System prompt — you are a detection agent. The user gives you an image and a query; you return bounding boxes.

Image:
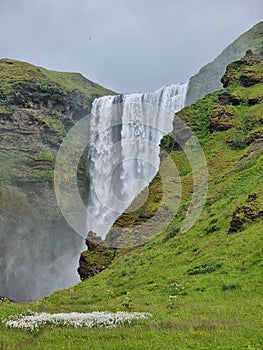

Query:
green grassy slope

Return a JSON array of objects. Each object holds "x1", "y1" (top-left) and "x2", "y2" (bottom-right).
[
  {"x1": 0, "y1": 58, "x2": 113, "y2": 102},
  {"x1": 185, "y1": 21, "x2": 263, "y2": 105},
  {"x1": 0, "y1": 57, "x2": 263, "y2": 349}
]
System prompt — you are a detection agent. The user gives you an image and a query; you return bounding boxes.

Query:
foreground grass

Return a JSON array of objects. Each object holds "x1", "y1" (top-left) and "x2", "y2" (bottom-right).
[
  {"x1": 0, "y1": 282, "x2": 262, "y2": 349},
  {"x1": 1, "y1": 181, "x2": 262, "y2": 346}
]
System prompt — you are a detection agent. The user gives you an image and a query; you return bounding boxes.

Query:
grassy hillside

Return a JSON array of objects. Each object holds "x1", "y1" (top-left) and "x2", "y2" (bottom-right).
[
  {"x1": 0, "y1": 58, "x2": 113, "y2": 108},
  {"x1": 185, "y1": 21, "x2": 263, "y2": 105},
  {"x1": 0, "y1": 56, "x2": 262, "y2": 349}
]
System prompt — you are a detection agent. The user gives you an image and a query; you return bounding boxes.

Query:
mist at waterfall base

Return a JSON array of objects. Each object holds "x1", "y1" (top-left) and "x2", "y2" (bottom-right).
[
  {"x1": 0, "y1": 218, "x2": 85, "y2": 302},
  {"x1": 0, "y1": 83, "x2": 188, "y2": 302}
]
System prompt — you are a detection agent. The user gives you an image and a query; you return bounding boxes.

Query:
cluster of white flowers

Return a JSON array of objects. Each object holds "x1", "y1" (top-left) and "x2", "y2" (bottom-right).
[{"x1": 2, "y1": 311, "x2": 152, "y2": 331}]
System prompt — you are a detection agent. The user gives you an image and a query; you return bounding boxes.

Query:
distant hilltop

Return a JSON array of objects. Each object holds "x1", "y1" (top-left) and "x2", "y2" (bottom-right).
[{"x1": 185, "y1": 21, "x2": 263, "y2": 105}]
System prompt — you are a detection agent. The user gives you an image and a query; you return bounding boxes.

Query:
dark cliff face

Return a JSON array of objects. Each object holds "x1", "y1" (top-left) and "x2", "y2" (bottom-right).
[
  {"x1": 0, "y1": 58, "x2": 114, "y2": 301},
  {"x1": 185, "y1": 21, "x2": 263, "y2": 106}
]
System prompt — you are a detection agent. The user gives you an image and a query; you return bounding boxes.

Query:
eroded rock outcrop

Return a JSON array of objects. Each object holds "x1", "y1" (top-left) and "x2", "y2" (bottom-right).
[
  {"x1": 221, "y1": 50, "x2": 263, "y2": 88},
  {"x1": 78, "y1": 232, "x2": 118, "y2": 281},
  {"x1": 209, "y1": 105, "x2": 236, "y2": 132},
  {"x1": 228, "y1": 193, "x2": 263, "y2": 234}
]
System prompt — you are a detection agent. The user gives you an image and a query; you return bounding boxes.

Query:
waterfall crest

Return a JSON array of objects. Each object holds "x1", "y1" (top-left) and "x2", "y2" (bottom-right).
[{"x1": 87, "y1": 83, "x2": 188, "y2": 238}]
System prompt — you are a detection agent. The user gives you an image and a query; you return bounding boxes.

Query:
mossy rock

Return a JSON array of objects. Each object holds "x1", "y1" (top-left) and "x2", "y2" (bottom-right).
[
  {"x1": 221, "y1": 51, "x2": 263, "y2": 88},
  {"x1": 209, "y1": 105, "x2": 236, "y2": 132}
]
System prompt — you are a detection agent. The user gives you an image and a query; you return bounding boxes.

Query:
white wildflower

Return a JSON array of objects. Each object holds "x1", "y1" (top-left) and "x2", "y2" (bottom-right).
[{"x1": 2, "y1": 311, "x2": 152, "y2": 331}]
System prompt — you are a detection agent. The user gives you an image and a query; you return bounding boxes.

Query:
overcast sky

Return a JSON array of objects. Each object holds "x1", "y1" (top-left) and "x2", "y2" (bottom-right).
[{"x1": 0, "y1": 0, "x2": 262, "y2": 93}]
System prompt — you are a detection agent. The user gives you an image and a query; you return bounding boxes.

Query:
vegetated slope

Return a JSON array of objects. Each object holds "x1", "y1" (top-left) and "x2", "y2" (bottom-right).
[
  {"x1": 0, "y1": 58, "x2": 113, "y2": 108},
  {"x1": 185, "y1": 21, "x2": 263, "y2": 105},
  {"x1": 0, "y1": 54, "x2": 262, "y2": 349},
  {"x1": 0, "y1": 58, "x2": 114, "y2": 301}
]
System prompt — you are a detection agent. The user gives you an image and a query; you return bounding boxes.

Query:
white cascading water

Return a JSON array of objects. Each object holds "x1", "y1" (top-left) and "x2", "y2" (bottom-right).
[{"x1": 87, "y1": 83, "x2": 188, "y2": 238}]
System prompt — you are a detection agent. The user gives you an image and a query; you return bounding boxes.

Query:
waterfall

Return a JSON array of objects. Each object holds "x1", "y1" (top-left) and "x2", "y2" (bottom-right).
[{"x1": 87, "y1": 82, "x2": 189, "y2": 238}]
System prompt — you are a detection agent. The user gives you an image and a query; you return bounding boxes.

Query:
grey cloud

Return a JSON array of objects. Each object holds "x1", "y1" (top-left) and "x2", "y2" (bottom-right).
[{"x1": 0, "y1": 0, "x2": 262, "y2": 92}]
